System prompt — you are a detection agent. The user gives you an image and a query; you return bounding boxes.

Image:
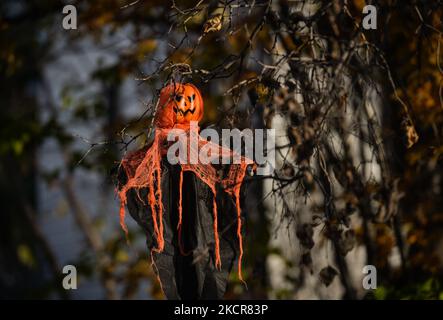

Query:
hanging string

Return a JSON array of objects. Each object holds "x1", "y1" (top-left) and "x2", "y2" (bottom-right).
[
  {"x1": 210, "y1": 186, "x2": 221, "y2": 269},
  {"x1": 177, "y1": 169, "x2": 191, "y2": 256}
]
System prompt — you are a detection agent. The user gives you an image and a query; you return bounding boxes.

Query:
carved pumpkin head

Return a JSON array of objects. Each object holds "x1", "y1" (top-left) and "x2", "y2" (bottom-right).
[{"x1": 155, "y1": 83, "x2": 204, "y2": 128}]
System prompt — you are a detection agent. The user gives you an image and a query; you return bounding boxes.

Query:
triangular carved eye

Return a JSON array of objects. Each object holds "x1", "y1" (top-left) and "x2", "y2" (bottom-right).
[
  {"x1": 175, "y1": 95, "x2": 182, "y2": 102},
  {"x1": 188, "y1": 94, "x2": 196, "y2": 102}
]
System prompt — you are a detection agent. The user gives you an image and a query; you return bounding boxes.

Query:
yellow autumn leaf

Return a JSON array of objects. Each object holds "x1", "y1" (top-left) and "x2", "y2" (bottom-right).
[
  {"x1": 115, "y1": 249, "x2": 129, "y2": 263},
  {"x1": 17, "y1": 244, "x2": 36, "y2": 268}
]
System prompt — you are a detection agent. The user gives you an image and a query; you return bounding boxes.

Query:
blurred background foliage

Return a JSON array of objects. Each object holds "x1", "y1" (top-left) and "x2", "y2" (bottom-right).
[{"x1": 0, "y1": 0, "x2": 442, "y2": 299}]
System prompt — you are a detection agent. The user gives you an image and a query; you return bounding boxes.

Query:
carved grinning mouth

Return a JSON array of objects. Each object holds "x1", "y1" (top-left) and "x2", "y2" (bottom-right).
[{"x1": 173, "y1": 106, "x2": 196, "y2": 116}]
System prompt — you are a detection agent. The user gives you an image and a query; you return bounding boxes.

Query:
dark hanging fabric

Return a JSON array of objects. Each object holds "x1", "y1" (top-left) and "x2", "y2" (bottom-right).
[{"x1": 119, "y1": 160, "x2": 241, "y2": 299}]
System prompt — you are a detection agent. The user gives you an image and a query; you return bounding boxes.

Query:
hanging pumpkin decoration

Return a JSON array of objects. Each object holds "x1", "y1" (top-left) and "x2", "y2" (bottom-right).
[
  {"x1": 155, "y1": 83, "x2": 204, "y2": 128},
  {"x1": 117, "y1": 82, "x2": 253, "y2": 299}
]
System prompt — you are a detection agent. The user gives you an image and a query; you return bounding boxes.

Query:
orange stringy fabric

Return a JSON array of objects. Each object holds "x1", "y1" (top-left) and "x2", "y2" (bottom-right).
[{"x1": 118, "y1": 84, "x2": 253, "y2": 282}]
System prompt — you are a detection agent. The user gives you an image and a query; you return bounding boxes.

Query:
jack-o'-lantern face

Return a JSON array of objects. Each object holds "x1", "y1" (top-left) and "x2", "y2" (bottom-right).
[{"x1": 155, "y1": 83, "x2": 204, "y2": 128}]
